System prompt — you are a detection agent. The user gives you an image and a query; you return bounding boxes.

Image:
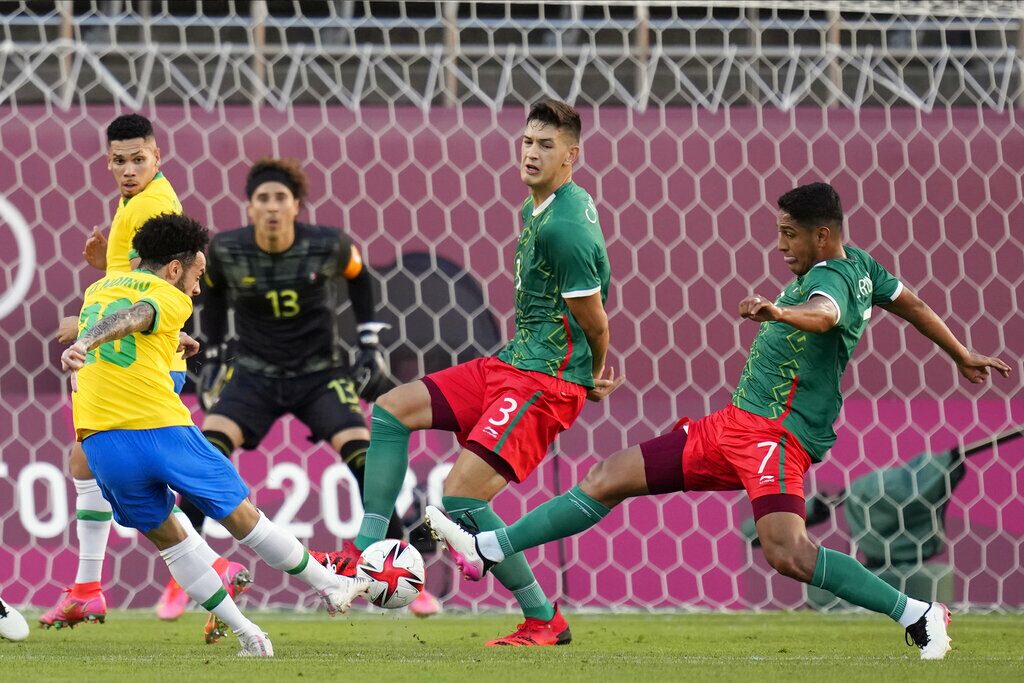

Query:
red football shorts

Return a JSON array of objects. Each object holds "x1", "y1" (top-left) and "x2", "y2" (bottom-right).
[
  {"x1": 423, "y1": 357, "x2": 587, "y2": 483},
  {"x1": 641, "y1": 403, "x2": 812, "y2": 519}
]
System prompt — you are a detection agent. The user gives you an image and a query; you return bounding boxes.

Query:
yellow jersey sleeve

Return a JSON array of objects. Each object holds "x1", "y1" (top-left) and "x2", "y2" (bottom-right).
[{"x1": 138, "y1": 277, "x2": 193, "y2": 338}]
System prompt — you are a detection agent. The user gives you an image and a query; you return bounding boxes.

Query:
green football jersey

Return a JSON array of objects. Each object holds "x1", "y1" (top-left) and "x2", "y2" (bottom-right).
[
  {"x1": 497, "y1": 181, "x2": 610, "y2": 388},
  {"x1": 732, "y1": 245, "x2": 902, "y2": 461}
]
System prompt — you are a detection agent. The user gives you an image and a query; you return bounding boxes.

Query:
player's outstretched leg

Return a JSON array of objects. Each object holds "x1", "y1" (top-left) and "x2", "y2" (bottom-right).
[
  {"x1": 757, "y1": 511, "x2": 952, "y2": 660},
  {"x1": 226, "y1": 506, "x2": 370, "y2": 616},
  {"x1": 426, "y1": 482, "x2": 612, "y2": 584},
  {"x1": 0, "y1": 596, "x2": 30, "y2": 642}
]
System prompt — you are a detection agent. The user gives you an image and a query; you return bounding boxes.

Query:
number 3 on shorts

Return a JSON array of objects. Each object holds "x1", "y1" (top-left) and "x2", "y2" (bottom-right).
[
  {"x1": 489, "y1": 397, "x2": 519, "y2": 426},
  {"x1": 756, "y1": 441, "x2": 778, "y2": 474}
]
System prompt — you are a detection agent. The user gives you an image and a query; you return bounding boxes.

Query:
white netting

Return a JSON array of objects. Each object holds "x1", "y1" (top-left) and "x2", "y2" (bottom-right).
[{"x1": 1, "y1": 1, "x2": 1022, "y2": 614}]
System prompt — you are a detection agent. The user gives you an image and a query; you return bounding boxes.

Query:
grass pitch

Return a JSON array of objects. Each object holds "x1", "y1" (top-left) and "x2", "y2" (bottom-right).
[{"x1": 2, "y1": 609, "x2": 1021, "y2": 682}]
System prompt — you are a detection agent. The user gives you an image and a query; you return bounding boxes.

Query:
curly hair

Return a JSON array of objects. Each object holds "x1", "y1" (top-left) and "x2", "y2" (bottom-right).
[
  {"x1": 527, "y1": 99, "x2": 582, "y2": 143},
  {"x1": 106, "y1": 114, "x2": 155, "y2": 144},
  {"x1": 777, "y1": 182, "x2": 844, "y2": 232},
  {"x1": 133, "y1": 213, "x2": 210, "y2": 269},
  {"x1": 244, "y1": 157, "x2": 308, "y2": 203}
]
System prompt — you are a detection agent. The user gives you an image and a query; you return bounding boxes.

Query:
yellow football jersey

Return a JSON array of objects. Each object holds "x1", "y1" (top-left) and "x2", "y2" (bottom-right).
[
  {"x1": 106, "y1": 173, "x2": 182, "y2": 274},
  {"x1": 72, "y1": 270, "x2": 194, "y2": 441},
  {"x1": 105, "y1": 172, "x2": 185, "y2": 372}
]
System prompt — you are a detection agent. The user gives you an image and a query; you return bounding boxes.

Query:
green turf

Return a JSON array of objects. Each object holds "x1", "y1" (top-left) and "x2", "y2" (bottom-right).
[{"x1": 2, "y1": 610, "x2": 1021, "y2": 682}]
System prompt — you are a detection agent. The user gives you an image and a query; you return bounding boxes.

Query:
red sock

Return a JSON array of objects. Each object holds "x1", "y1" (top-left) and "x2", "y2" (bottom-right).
[{"x1": 72, "y1": 581, "x2": 102, "y2": 595}]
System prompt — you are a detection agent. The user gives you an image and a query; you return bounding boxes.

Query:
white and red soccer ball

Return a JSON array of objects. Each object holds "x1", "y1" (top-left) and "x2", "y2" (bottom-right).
[{"x1": 355, "y1": 539, "x2": 425, "y2": 609}]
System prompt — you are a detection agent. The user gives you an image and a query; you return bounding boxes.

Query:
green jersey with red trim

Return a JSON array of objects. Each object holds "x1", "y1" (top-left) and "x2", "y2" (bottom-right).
[
  {"x1": 497, "y1": 181, "x2": 610, "y2": 388},
  {"x1": 731, "y1": 245, "x2": 902, "y2": 461}
]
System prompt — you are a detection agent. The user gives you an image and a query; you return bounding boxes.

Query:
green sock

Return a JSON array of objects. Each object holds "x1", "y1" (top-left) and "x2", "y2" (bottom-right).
[
  {"x1": 355, "y1": 405, "x2": 411, "y2": 550},
  {"x1": 497, "y1": 485, "x2": 611, "y2": 557},
  {"x1": 810, "y1": 546, "x2": 910, "y2": 621},
  {"x1": 443, "y1": 495, "x2": 555, "y2": 622}
]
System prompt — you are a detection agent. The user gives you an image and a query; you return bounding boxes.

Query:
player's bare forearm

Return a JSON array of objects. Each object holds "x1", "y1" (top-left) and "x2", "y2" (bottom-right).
[
  {"x1": 564, "y1": 292, "x2": 609, "y2": 373},
  {"x1": 882, "y1": 288, "x2": 1012, "y2": 381},
  {"x1": 77, "y1": 302, "x2": 156, "y2": 349},
  {"x1": 739, "y1": 294, "x2": 837, "y2": 334},
  {"x1": 882, "y1": 288, "x2": 967, "y2": 360}
]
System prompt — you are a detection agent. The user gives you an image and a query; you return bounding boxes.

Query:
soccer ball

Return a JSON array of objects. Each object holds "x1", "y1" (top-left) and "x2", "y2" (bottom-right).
[{"x1": 355, "y1": 539, "x2": 425, "y2": 609}]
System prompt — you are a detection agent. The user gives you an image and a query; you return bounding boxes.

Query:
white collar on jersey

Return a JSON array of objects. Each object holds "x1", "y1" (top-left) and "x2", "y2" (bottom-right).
[{"x1": 532, "y1": 192, "x2": 558, "y2": 217}]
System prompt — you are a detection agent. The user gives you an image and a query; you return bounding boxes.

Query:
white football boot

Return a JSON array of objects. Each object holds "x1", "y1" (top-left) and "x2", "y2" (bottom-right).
[
  {"x1": 424, "y1": 505, "x2": 495, "y2": 581},
  {"x1": 905, "y1": 602, "x2": 952, "y2": 660},
  {"x1": 317, "y1": 575, "x2": 371, "y2": 616},
  {"x1": 0, "y1": 597, "x2": 29, "y2": 642},
  {"x1": 237, "y1": 630, "x2": 274, "y2": 657}
]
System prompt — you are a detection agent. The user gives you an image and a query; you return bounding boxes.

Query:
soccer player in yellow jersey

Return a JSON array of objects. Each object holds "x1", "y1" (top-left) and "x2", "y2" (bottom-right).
[
  {"x1": 59, "y1": 214, "x2": 369, "y2": 657},
  {"x1": 44, "y1": 114, "x2": 248, "y2": 628}
]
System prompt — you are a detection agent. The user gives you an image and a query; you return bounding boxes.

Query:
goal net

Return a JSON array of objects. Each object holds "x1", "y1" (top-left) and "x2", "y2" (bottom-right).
[{"x1": 1, "y1": 0, "x2": 1021, "y2": 614}]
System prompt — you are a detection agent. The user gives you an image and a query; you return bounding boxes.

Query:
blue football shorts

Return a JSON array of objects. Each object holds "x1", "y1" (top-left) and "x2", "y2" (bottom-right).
[{"x1": 82, "y1": 425, "x2": 250, "y2": 533}]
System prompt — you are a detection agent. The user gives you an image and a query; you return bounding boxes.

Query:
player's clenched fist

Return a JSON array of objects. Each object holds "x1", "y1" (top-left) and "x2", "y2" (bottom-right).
[{"x1": 738, "y1": 294, "x2": 780, "y2": 322}]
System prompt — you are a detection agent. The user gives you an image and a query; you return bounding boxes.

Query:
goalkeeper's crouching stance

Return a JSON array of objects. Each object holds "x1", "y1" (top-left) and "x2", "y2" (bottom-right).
[{"x1": 59, "y1": 213, "x2": 369, "y2": 657}]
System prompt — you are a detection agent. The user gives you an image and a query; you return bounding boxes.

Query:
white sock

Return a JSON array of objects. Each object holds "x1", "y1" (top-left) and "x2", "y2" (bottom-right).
[
  {"x1": 159, "y1": 535, "x2": 258, "y2": 635},
  {"x1": 173, "y1": 510, "x2": 219, "y2": 565},
  {"x1": 74, "y1": 478, "x2": 112, "y2": 585},
  {"x1": 898, "y1": 598, "x2": 931, "y2": 627},
  {"x1": 239, "y1": 511, "x2": 335, "y2": 592},
  {"x1": 476, "y1": 531, "x2": 506, "y2": 563}
]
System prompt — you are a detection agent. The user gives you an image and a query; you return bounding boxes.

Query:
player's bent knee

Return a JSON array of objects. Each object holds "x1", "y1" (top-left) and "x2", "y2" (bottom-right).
[
  {"x1": 373, "y1": 381, "x2": 431, "y2": 429},
  {"x1": 201, "y1": 415, "x2": 244, "y2": 449},
  {"x1": 580, "y1": 460, "x2": 627, "y2": 507},
  {"x1": 762, "y1": 540, "x2": 816, "y2": 582}
]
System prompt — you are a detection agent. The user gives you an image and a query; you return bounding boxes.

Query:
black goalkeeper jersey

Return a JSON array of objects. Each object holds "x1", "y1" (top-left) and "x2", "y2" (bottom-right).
[{"x1": 202, "y1": 222, "x2": 356, "y2": 377}]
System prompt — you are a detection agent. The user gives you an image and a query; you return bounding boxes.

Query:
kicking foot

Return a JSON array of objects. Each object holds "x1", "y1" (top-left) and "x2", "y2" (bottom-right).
[
  {"x1": 318, "y1": 575, "x2": 371, "y2": 616},
  {"x1": 424, "y1": 505, "x2": 495, "y2": 581}
]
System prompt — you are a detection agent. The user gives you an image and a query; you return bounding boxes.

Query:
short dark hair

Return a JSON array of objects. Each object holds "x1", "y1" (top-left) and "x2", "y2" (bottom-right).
[
  {"x1": 527, "y1": 99, "x2": 582, "y2": 143},
  {"x1": 106, "y1": 114, "x2": 155, "y2": 144},
  {"x1": 244, "y1": 157, "x2": 308, "y2": 203},
  {"x1": 133, "y1": 213, "x2": 210, "y2": 270},
  {"x1": 777, "y1": 182, "x2": 844, "y2": 232}
]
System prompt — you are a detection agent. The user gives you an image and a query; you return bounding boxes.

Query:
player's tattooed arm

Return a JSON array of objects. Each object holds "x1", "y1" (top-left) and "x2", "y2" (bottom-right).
[
  {"x1": 78, "y1": 302, "x2": 156, "y2": 349},
  {"x1": 61, "y1": 301, "x2": 156, "y2": 374}
]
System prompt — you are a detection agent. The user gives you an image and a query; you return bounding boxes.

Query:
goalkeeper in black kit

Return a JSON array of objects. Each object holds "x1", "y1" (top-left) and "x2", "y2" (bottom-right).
[{"x1": 167, "y1": 159, "x2": 433, "y2": 637}]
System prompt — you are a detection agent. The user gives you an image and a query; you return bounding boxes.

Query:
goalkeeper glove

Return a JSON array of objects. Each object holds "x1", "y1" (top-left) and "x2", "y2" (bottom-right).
[
  {"x1": 197, "y1": 345, "x2": 230, "y2": 411},
  {"x1": 352, "y1": 322, "x2": 389, "y2": 400}
]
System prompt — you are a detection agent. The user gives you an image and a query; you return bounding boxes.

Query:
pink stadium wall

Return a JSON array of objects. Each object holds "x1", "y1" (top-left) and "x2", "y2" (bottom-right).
[{"x1": 1, "y1": 105, "x2": 1021, "y2": 609}]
